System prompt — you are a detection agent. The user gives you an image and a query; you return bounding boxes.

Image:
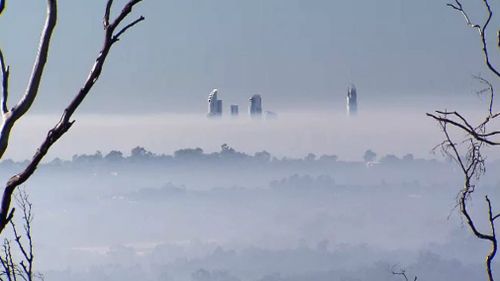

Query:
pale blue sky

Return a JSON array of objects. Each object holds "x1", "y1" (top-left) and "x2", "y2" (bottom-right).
[{"x1": 0, "y1": 0, "x2": 498, "y2": 113}]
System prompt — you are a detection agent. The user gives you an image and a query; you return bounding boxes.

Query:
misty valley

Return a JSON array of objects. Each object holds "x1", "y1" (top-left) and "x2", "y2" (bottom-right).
[
  {"x1": 1, "y1": 0, "x2": 499, "y2": 279},
  {"x1": 0, "y1": 146, "x2": 497, "y2": 281}
]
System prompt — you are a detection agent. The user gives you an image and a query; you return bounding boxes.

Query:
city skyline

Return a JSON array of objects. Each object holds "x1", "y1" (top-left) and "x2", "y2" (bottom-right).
[
  {"x1": 206, "y1": 84, "x2": 363, "y2": 118},
  {"x1": 207, "y1": 89, "x2": 266, "y2": 118},
  {"x1": 0, "y1": 0, "x2": 493, "y2": 114},
  {"x1": 1, "y1": 1, "x2": 499, "y2": 280}
]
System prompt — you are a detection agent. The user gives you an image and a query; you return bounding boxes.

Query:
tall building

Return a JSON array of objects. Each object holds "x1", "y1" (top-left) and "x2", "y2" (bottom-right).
[
  {"x1": 208, "y1": 89, "x2": 223, "y2": 117},
  {"x1": 347, "y1": 84, "x2": 357, "y2": 116},
  {"x1": 249, "y1": 94, "x2": 262, "y2": 117},
  {"x1": 230, "y1": 105, "x2": 239, "y2": 116}
]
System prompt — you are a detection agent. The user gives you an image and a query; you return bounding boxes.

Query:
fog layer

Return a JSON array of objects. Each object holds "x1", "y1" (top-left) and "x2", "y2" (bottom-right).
[
  {"x1": 6, "y1": 102, "x2": 500, "y2": 161},
  {"x1": 0, "y1": 146, "x2": 499, "y2": 281}
]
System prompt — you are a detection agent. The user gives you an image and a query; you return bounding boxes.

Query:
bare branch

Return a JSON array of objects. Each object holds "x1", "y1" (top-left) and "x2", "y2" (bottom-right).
[
  {"x1": 0, "y1": 0, "x2": 145, "y2": 234},
  {"x1": 493, "y1": 213, "x2": 500, "y2": 222},
  {"x1": 13, "y1": 0, "x2": 57, "y2": 117},
  {"x1": 108, "y1": 0, "x2": 143, "y2": 33},
  {"x1": 0, "y1": 50, "x2": 9, "y2": 115},
  {"x1": 10, "y1": 192, "x2": 34, "y2": 280},
  {"x1": 427, "y1": 112, "x2": 500, "y2": 146},
  {"x1": 428, "y1": 1, "x2": 499, "y2": 267},
  {"x1": 473, "y1": 75, "x2": 495, "y2": 116},
  {"x1": 447, "y1": 0, "x2": 481, "y2": 29},
  {"x1": 1, "y1": 240, "x2": 17, "y2": 281},
  {"x1": 436, "y1": 110, "x2": 477, "y2": 134},
  {"x1": 0, "y1": 241, "x2": 13, "y2": 281},
  {"x1": 447, "y1": 0, "x2": 499, "y2": 77},
  {"x1": 104, "y1": 0, "x2": 113, "y2": 28},
  {"x1": 430, "y1": 109, "x2": 498, "y2": 281},
  {"x1": 0, "y1": 0, "x2": 57, "y2": 160},
  {"x1": 485, "y1": 196, "x2": 498, "y2": 281},
  {"x1": 0, "y1": 190, "x2": 41, "y2": 281},
  {"x1": 7, "y1": 241, "x2": 16, "y2": 281},
  {"x1": 112, "y1": 16, "x2": 145, "y2": 43},
  {"x1": 391, "y1": 266, "x2": 417, "y2": 281}
]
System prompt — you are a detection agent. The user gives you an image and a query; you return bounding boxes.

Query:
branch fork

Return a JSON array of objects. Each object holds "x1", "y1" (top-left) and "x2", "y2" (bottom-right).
[{"x1": 0, "y1": 0, "x2": 145, "y2": 234}]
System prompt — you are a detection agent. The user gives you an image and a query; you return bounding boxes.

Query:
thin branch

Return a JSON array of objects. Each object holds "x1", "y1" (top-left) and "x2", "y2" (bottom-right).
[
  {"x1": 104, "y1": 0, "x2": 113, "y2": 28},
  {"x1": 427, "y1": 112, "x2": 500, "y2": 146},
  {"x1": 447, "y1": 0, "x2": 499, "y2": 77},
  {"x1": 431, "y1": 109, "x2": 497, "y2": 281},
  {"x1": 428, "y1": 4, "x2": 499, "y2": 277},
  {"x1": 0, "y1": 0, "x2": 57, "y2": 160},
  {"x1": 441, "y1": 122, "x2": 468, "y2": 174},
  {"x1": 473, "y1": 75, "x2": 495, "y2": 116},
  {"x1": 460, "y1": 189, "x2": 492, "y2": 241},
  {"x1": 5, "y1": 241, "x2": 16, "y2": 281},
  {"x1": 447, "y1": 0, "x2": 481, "y2": 29},
  {"x1": 0, "y1": 50, "x2": 9, "y2": 115},
  {"x1": 485, "y1": 196, "x2": 498, "y2": 281},
  {"x1": 0, "y1": 190, "x2": 39, "y2": 281},
  {"x1": 391, "y1": 267, "x2": 417, "y2": 281},
  {"x1": 10, "y1": 193, "x2": 33, "y2": 281},
  {"x1": 112, "y1": 16, "x2": 145, "y2": 42},
  {"x1": 493, "y1": 213, "x2": 500, "y2": 222},
  {"x1": 0, "y1": 0, "x2": 145, "y2": 234},
  {"x1": 108, "y1": 0, "x2": 143, "y2": 33},
  {"x1": 0, "y1": 241, "x2": 13, "y2": 281}
]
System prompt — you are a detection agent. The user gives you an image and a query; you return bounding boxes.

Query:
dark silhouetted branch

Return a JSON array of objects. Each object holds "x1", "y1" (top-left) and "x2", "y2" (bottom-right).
[
  {"x1": 0, "y1": 49, "x2": 9, "y2": 115},
  {"x1": 428, "y1": 1, "x2": 499, "y2": 271},
  {"x1": 447, "y1": 0, "x2": 499, "y2": 78},
  {"x1": 0, "y1": 0, "x2": 145, "y2": 234},
  {"x1": 0, "y1": 190, "x2": 42, "y2": 281},
  {"x1": 391, "y1": 266, "x2": 417, "y2": 281}
]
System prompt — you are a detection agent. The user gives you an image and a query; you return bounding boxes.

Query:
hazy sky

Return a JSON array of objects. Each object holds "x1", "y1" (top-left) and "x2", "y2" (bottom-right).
[
  {"x1": 0, "y1": 0, "x2": 499, "y2": 160},
  {"x1": 0, "y1": 0, "x2": 498, "y2": 114}
]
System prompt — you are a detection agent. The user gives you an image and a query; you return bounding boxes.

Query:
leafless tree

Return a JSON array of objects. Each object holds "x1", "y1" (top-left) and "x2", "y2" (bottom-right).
[
  {"x1": 0, "y1": 0, "x2": 145, "y2": 236},
  {"x1": 427, "y1": 0, "x2": 499, "y2": 280},
  {"x1": 0, "y1": 190, "x2": 43, "y2": 281}
]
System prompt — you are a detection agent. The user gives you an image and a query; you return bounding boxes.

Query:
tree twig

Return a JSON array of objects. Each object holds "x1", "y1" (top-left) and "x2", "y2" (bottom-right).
[{"x1": 0, "y1": 0, "x2": 145, "y2": 234}]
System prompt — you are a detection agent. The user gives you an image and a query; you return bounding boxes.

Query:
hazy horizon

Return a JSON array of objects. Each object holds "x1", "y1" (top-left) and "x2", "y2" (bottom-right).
[
  {"x1": 3, "y1": 97, "x2": 500, "y2": 162},
  {"x1": 1, "y1": 1, "x2": 500, "y2": 281},
  {"x1": 1, "y1": 0, "x2": 498, "y2": 114}
]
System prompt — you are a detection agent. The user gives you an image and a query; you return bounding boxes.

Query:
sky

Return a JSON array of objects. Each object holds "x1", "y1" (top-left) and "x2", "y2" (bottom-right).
[
  {"x1": 0, "y1": 0, "x2": 499, "y2": 160},
  {"x1": 1, "y1": 4, "x2": 500, "y2": 277},
  {"x1": 0, "y1": 0, "x2": 498, "y2": 114}
]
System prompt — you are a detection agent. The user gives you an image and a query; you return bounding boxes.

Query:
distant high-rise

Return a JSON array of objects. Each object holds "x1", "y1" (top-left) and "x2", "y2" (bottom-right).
[
  {"x1": 249, "y1": 94, "x2": 262, "y2": 117},
  {"x1": 347, "y1": 84, "x2": 357, "y2": 116},
  {"x1": 230, "y1": 105, "x2": 239, "y2": 116},
  {"x1": 208, "y1": 89, "x2": 223, "y2": 117}
]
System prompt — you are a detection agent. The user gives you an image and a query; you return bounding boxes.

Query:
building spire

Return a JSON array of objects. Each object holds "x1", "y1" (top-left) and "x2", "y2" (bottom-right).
[{"x1": 347, "y1": 84, "x2": 357, "y2": 116}]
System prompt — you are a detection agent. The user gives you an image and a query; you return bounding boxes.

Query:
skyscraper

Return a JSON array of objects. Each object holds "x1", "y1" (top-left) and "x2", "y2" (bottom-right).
[
  {"x1": 208, "y1": 89, "x2": 223, "y2": 117},
  {"x1": 230, "y1": 105, "x2": 239, "y2": 116},
  {"x1": 347, "y1": 84, "x2": 357, "y2": 116},
  {"x1": 249, "y1": 94, "x2": 262, "y2": 117}
]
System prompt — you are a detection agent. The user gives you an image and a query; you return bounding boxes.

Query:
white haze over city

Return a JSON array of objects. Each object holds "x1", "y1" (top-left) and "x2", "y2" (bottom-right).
[{"x1": 6, "y1": 99, "x2": 500, "y2": 162}]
